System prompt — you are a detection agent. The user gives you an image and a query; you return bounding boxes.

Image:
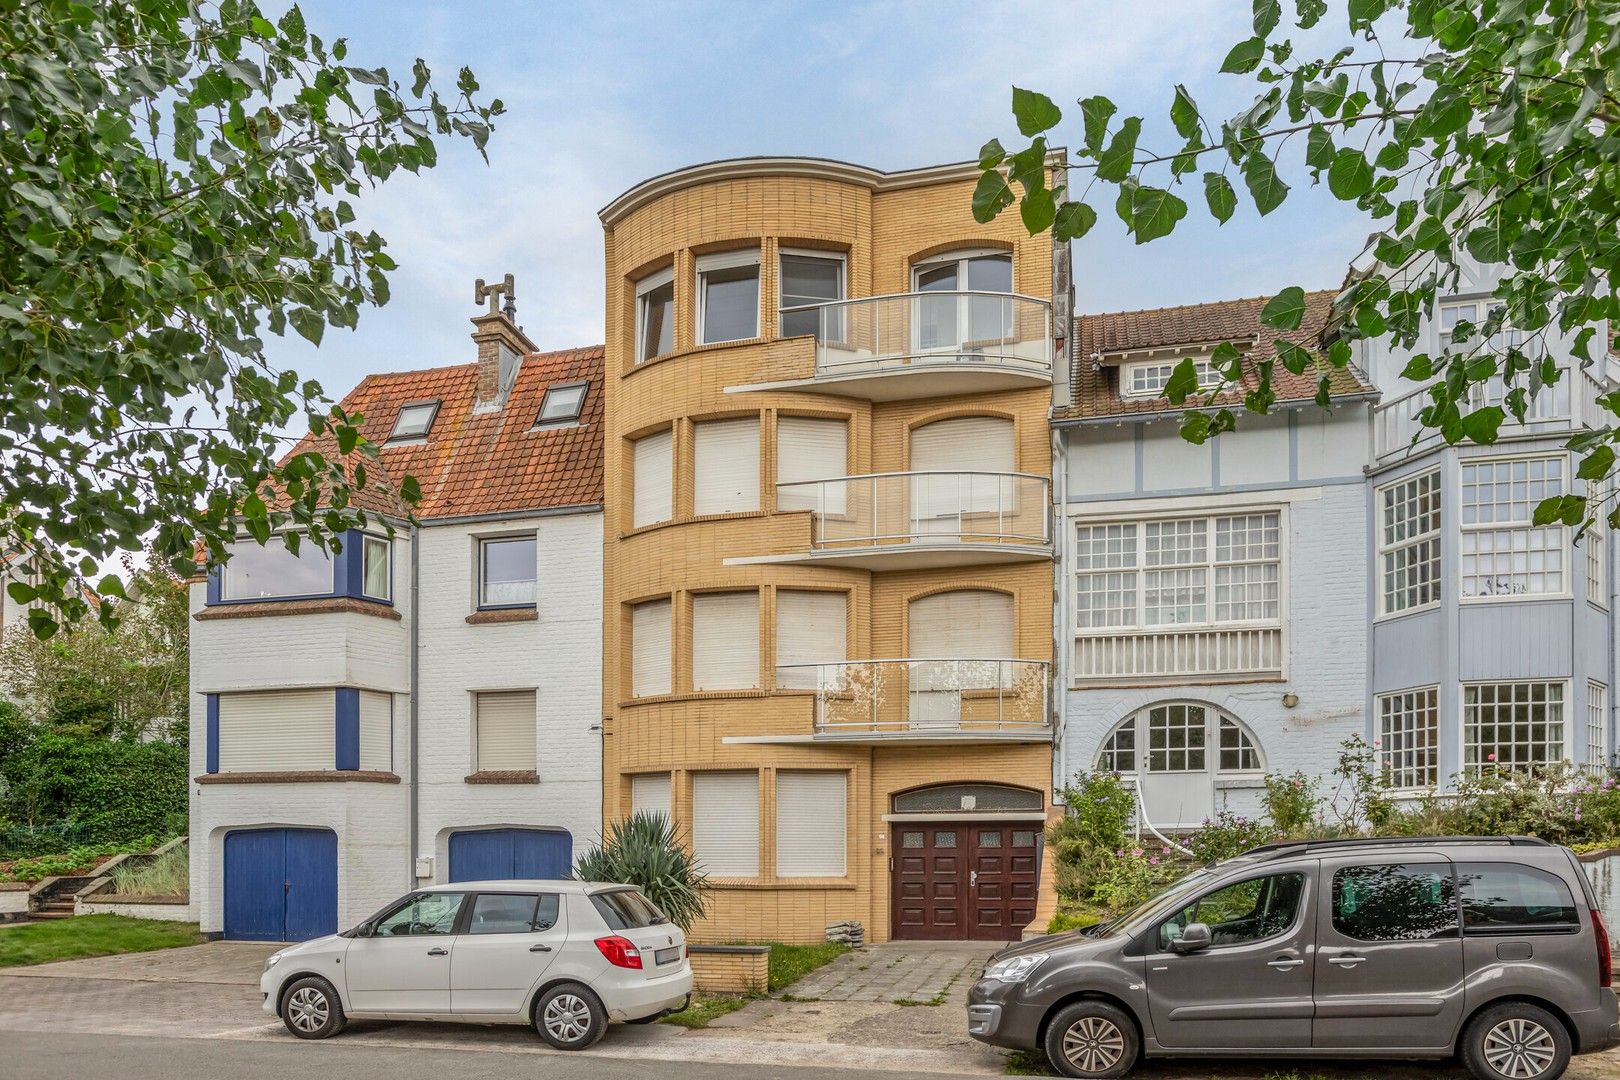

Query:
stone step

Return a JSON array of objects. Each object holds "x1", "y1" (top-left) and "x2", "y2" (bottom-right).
[{"x1": 30, "y1": 910, "x2": 74, "y2": 920}]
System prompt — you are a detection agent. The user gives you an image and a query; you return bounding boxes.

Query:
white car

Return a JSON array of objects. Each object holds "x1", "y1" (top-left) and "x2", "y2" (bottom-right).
[{"x1": 259, "y1": 880, "x2": 692, "y2": 1050}]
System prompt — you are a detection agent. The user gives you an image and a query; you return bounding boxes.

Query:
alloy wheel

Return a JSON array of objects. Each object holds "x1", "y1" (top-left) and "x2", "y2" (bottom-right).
[
  {"x1": 1061, "y1": 1015, "x2": 1125, "y2": 1075},
  {"x1": 543, "y1": 993, "x2": 592, "y2": 1043},
  {"x1": 287, "y1": 986, "x2": 330, "y2": 1034},
  {"x1": 1483, "y1": 1017, "x2": 1558, "y2": 1079}
]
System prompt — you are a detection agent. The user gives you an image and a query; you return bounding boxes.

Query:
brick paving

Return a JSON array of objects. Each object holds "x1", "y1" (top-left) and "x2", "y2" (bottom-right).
[
  {"x1": 5, "y1": 941, "x2": 278, "y2": 985},
  {"x1": 780, "y1": 940, "x2": 1000, "y2": 1004}
]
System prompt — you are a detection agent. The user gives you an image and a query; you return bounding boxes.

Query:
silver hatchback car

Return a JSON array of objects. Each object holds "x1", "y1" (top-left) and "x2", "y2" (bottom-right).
[{"x1": 968, "y1": 836, "x2": 1620, "y2": 1080}]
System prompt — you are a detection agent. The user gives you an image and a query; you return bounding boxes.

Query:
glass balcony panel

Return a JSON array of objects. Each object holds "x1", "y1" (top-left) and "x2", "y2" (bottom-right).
[
  {"x1": 776, "y1": 471, "x2": 1049, "y2": 550},
  {"x1": 794, "y1": 292, "x2": 1051, "y2": 382},
  {"x1": 776, "y1": 658, "x2": 1049, "y2": 736}
]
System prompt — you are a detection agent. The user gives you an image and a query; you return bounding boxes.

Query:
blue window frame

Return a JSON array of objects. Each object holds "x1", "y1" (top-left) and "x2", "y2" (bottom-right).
[{"x1": 207, "y1": 529, "x2": 393, "y2": 607}]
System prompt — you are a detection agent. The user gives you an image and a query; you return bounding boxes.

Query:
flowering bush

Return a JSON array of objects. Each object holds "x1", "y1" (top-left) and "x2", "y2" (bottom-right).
[
  {"x1": 1263, "y1": 770, "x2": 1319, "y2": 834},
  {"x1": 1574, "y1": 774, "x2": 1620, "y2": 841},
  {"x1": 1186, "y1": 810, "x2": 1274, "y2": 864},
  {"x1": 1088, "y1": 846, "x2": 1180, "y2": 912},
  {"x1": 1059, "y1": 772, "x2": 1136, "y2": 853}
]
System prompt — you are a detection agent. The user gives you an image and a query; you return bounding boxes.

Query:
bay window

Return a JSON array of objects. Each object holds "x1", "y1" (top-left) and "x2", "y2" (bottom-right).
[
  {"x1": 1460, "y1": 457, "x2": 1566, "y2": 598},
  {"x1": 778, "y1": 250, "x2": 844, "y2": 338},
  {"x1": 1377, "y1": 470, "x2": 1441, "y2": 616},
  {"x1": 1463, "y1": 681, "x2": 1567, "y2": 772},
  {"x1": 219, "y1": 537, "x2": 335, "y2": 601},
  {"x1": 692, "y1": 417, "x2": 760, "y2": 515},
  {"x1": 696, "y1": 249, "x2": 760, "y2": 344},
  {"x1": 1377, "y1": 686, "x2": 1439, "y2": 789}
]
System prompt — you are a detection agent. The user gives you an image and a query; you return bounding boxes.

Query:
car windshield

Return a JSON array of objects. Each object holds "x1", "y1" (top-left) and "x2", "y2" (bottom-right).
[
  {"x1": 1107, "y1": 867, "x2": 1220, "y2": 936},
  {"x1": 590, "y1": 888, "x2": 665, "y2": 930}
]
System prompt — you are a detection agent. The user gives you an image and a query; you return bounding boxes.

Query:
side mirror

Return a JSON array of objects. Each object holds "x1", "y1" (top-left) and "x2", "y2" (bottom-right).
[
  {"x1": 354, "y1": 921, "x2": 373, "y2": 938},
  {"x1": 1170, "y1": 922, "x2": 1212, "y2": 954}
]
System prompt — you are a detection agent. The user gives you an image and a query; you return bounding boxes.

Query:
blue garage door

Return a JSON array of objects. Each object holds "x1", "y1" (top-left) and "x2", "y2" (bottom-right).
[
  {"x1": 448, "y1": 828, "x2": 572, "y2": 883},
  {"x1": 223, "y1": 828, "x2": 338, "y2": 942}
]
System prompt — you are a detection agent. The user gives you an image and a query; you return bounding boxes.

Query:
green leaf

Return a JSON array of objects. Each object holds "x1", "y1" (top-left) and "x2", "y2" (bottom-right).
[
  {"x1": 1053, "y1": 201, "x2": 1099, "y2": 242},
  {"x1": 1261, "y1": 286, "x2": 1307, "y2": 330},
  {"x1": 1095, "y1": 116, "x2": 1141, "y2": 182},
  {"x1": 1203, "y1": 172, "x2": 1238, "y2": 224},
  {"x1": 1080, "y1": 96, "x2": 1116, "y2": 153},
  {"x1": 1274, "y1": 340, "x2": 1314, "y2": 374},
  {"x1": 1577, "y1": 445, "x2": 1616, "y2": 481},
  {"x1": 1118, "y1": 184, "x2": 1188, "y2": 244},
  {"x1": 1020, "y1": 185, "x2": 1056, "y2": 234},
  {"x1": 1165, "y1": 359, "x2": 1203, "y2": 404},
  {"x1": 978, "y1": 138, "x2": 1006, "y2": 169},
  {"x1": 1327, "y1": 148, "x2": 1373, "y2": 198},
  {"x1": 1170, "y1": 85, "x2": 1201, "y2": 141},
  {"x1": 289, "y1": 307, "x2": 325, "y2": 346},
  {"x1": 1304, "y1": 126, "x2": 1336, "y2": 171},
  {"x1": 1535, "y1": 494, "x2": 1586, "y2": 527},
  {"x1": 1295, "y1": 0, "x2": 1327, "y2": 29},
  {"x1": 1459, "y1": 406, "x2": 1505, "y2": 445},
  {"x1": 1221, "y1": 37, "x2": 1267, "y2": 74},
  {"x1": 971, "y1": 170, "x2": 1015, "y2": 223},
  {"x1": 1012, "y1": 87, "x2": 1063, "y2": 136},
  {"x1": 1180, "y1": 411, "x2": 1214, "y2": 443},
  {"x1": 1241, "y1": 150, "x2": 1289, "y2": 215},
  {"x1": 1253, "y1": 0, "x2": 1282, "y2": 36},
  {"x1": 347, "y1": 66, "x2": 389, "y2": 86}
]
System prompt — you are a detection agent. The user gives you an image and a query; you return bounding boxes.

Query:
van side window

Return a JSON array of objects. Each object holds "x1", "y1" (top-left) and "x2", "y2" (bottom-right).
[
  {"x1": 1456, "y1": 862, "x2": 1579, "y2": 932},
  {"x1": 1156, "y1": 872, "x2": 1305, "y2": 951},
  {"x1": 1332, "y1": 864, "x2": 1459, "y2": 941}
]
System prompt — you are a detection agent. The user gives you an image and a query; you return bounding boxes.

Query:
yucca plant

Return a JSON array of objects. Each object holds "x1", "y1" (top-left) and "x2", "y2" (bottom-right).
[{"x1": 574, "y1": 811, "x2": 709, "y2": 931}]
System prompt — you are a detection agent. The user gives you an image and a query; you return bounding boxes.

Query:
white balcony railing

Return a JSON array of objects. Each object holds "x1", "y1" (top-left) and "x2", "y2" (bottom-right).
[
  {"x1": 785, "y1": 291, "x2": 1052, "y2": 382},
  {"x1": 776, "y1": 471, "x2": 1050, "y2": 550},
  {"x1": 1374, "y1": 367, "x2": 1604, "y2": 461},
  {"x1": 776, "y1": 658, "x2": 1050, "y2": 736},
  {"x1": 1073, "y1": 627, "x2": 1283, "y2": 683}
]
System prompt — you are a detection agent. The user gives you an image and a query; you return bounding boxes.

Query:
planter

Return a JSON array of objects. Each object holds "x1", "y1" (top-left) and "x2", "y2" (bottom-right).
[
  {"x1": 688, "y1": 944, "x2": 770, "y2": 994},
  {"x1": 74, "y1": 893, "x2": 193, "y2": 921},
  {"x1": 0, "y1": 882, "x2": 29, "y2": 919}
]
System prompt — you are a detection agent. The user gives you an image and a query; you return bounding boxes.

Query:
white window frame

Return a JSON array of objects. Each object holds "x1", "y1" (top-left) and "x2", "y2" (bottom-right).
[
  {"x1": 477, "y1": 535, "x2": 537, "y2": 610},
  {"x1": 1376, "y1": 469, "x2": 1442, "y2": 619},
  {"x1": 1587, "y1": 479, "x2": 1609, "y2": 610},
  {"x1": 361, "y1": 534, "x2": 392, "y2": 602},
  {"x1": 1094, "y1": 705, "x2": 1264, "y2": 776},
  {"x1": 1459, "y1": 454, "x2": 1569, "y2": 603},
  {"x1": 910, "y1": 248, "x2": 1015, "y2": 350},
  {"x1": 695, "y1": 248, "x2": 762, "y2": 346},
  {"x1": 387, "y1": 400, "x2": 440, "y2": 443},
  {"x1": 1119, "y1": 357, "x2": 1222, "y2": 399},
  {"x1": 1376, "y1": 685, "x2": 1440, "y2": 791},
  {"x1": 1589, "y1": 681, "x2": 1609, "y2": 773},
  {"x1": 535, "y1": 381, "x2": 589, "y2": 428},
  {"x1": 1461, "y1": 680, "x2": 1570, "y2": 774},
  {"x1": 778, "y1": 248, "x2": 846, "y2": 340},
  {"x1": 634, "y1": 267, "x2": 675, "y2": 364}
]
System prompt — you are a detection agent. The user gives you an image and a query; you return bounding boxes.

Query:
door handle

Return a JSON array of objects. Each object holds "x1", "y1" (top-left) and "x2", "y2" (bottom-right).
[
  {"x1": 529, "y1": 943, "x2": 553, "y2": 953},
  {"x1": 1267, "y1": 958, "x2": 1304, "y2": 970},
  {"x1": 427, "y1": 947, "x2": 448, "y2": 956},
  {"x1": 1328, "y1": 955, "x2": 1366, "y2": 967},
  {"x1": 970, "y1": 870, "x2": 979, "y2": 889}
]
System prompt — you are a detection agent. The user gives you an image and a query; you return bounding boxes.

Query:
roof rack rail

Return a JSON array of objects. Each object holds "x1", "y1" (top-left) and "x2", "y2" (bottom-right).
[{"x1": 1241, "y1": 835, "x2": 1551, "y2": 859}]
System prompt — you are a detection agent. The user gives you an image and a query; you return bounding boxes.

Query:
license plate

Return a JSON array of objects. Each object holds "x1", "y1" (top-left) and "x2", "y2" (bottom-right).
[{"x1": 655, "y1": 946, "x2": 681, "y2": 966}]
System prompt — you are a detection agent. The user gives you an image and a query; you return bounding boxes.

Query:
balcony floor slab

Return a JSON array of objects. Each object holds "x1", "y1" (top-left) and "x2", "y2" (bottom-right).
[
  {"x1": 725, "y1": 542, "x2": 1053, "y2": 571},
  {"x1": 724, "y1": 365, "x2": 1051, "y2": 402},
  {"x1": 721, "y1": 731, "x2": 1054, "y2": 746}
]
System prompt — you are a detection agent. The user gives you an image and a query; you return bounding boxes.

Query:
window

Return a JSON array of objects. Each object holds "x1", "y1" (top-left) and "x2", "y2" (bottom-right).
[
  {"x1": 1460, "y1": 457, "x2": 1566, "y2": 598},
  {"x1": 1156, "y1": 873, "x2": 1304, "y2": 951},
  {"x1": 630, "y1": 598, "x2": 672, "y2": 698},
  {"x1": 696, "y1": 249, "x2": 760, "y2": 344},
  {"x1": 913, "y1": 251, "x2": 1014, "y2": 349},
  {"x1": 361, "y1": 535, "x2": 391, "y2": 601},
  {"x1": 691, "y1": 591, "x2": 759, "y2": 690},
  {"x1": 1378, "y1": 686, "x2": 1440, "y2": 789},
  {"x1": 215, "y1": 689, "x2": 335, "y2": 772},
  {"x1": 775, "y1": 590, "x2": 847, "y2": 690},
  {"x1": 1378, "y1": 470, "x2": 1441, "y2": 615},
  {"x1": 1075, "y1": 512, "x2": 1281, "y2": 629},
  {"x1": 1590, "y1": 682, "x2": 1609, "y2": 772},
  {"x1": 775, "y1": 771, "x2": 847, "y2": 877},
  {"x1": 1456, "y1": 863, "x2": 1579, "y2": 933},
  {"x1": 474, "y1": 690, "x2": 536, "y2": 772},
  {"x1": 1463, "y1": 681, "x2": 1567, "y2": 772},
  {"x1": 630, "y1": 773, "x2": 672, "y2": 820},
  {"x1": 591, "y1": 888, "x2": 665, "y2": 930},
  {"x1": 1587, "y1": 480, "x2": 1608, "y2": 608},
  {"x1": 467, "y1": 893, "x2": 559, "y2": 935},
  {"x1": 479, "y1": 535, "x2": 536, "y2": 608},
  {"x1": 693, "y1": 417, "x2": 760, "y2": 515},
  {"x1": 1147, "y1": 703, "x2": 1206, "y2": 771},
  {"x1": 635, "y1": 268, "x2": 674, "y2": 363},
  {"x1": 1121, "y1": 357, "x2": 1222, "y2": 399},
  {"x1": 1441, "y1": 299, "x2": 1524, "y2": 353},
  {"x1": 775, "y1": 416, "x2": 849, "y2": 512},
  {"x1": 359, "y1": 689, "x2": 392, "y2": 772},
  {"x1": 631, "y1": 429, "x2": 673, "y2": 527},
  {"x1": 535, "y1": 382, "x2": 588, "y2": 427},
  {"x1": 1332, "y1": 864, "x2": 1458, "y2": 941},
  {"x1": 1096, "y1": 719, "x2": 1137, "y2": 772},
  {"x1": 387, "y1": 401, "x2": 439, "y2": 442},
  {"x1": 1098, "y1": 708, "x2": 1262, "y2": 773},
  {"x1": 909, "y1": 415, "x2": 1016, "y2": 518},
  {"x1": 779, "y1": 250, "x2": 845, "y2": 338},
  {"x1": 692, "y1": 771, "x2": 759, "y2": 877},
  {"x1": 219, "y1": 537, "x2": 334, "y2": 601},
  {"x1": 1218, "y1": 717, "x2": 1261, "y2": 771},
  {"x1": 372, "y1": 892, "x2": 467, "y2": 936}
]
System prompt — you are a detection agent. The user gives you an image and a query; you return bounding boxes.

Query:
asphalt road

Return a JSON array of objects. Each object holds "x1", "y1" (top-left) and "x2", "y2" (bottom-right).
[{"x1": 0, "y1": 1030, "x2": 974, "y2": 1080}]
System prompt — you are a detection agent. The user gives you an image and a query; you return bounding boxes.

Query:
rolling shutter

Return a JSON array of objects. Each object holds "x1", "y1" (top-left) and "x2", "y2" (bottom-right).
[
  {"x1": 632, "y1": 429, "x2": 673, "y2": 527},
  {"x1": 217, "y1": 689, "x2": 335, "y2": 772},
  {"x1": 693, "y1": 418, "x2": 760, "y2": 515},
  {"x1": 910, "y1": 416, "x2": 1015, "y2": 518},
  {"x1": 630, "y1": 773, "x2": 672, "y2": 820},
  {"x1": 692, "y1": 771, "x2": 759, "y2": 877},
  {"x1": 776, "y1": 590, "x2": 847, "y2": 689},
  {"x1": 358, "y1": 690, "x2": 392, "y2": 771},
  {"x1": 776, "y1": 417, "x2": 848, "y2": 512},
  {"x1": 631, "y1": 598, "x2": 672, "y2": 697},
  {"x1": 775, "y1": 771, "x2": 847, "y2": 877},
  {"x1": 908, "y1": 589, "x2": 1014, "y2": 657},
  {"x1": 692, "y1": 591, "x2": 759, "y2": 690},
  {"x1": 476, "y1": 690, "x2": 536, "y2": 771}
]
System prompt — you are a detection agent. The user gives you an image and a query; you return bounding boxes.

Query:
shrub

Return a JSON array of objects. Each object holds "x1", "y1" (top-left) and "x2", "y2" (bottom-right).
[
  {"x1": 0, "y1": 731, "x2": 186, "y2": 845},
  {"x1": 1185, "y1": 810, "x2": 1274, "y2": 864},
  {"x1": 0, "y1": 836, "x2": 156, "y2": 883},
  {"x1": 1330, "y1": 734, "x2": 1397, "y2": 832},
  {"x1": 574, "y1": 812, "x2": 708, "y2": 931},
  {"x1": 1574, "y1": 774, "x2": 1620, "y2": 840},
  {"x1": 1263, "y1": 770, "x2": 1320, "y2": 835},
  {"x1": 109, "y1": 844, "x2": 189, "y2": 897},
  {"x1": 1059, "y1": 772, "x2": 1135, "y2": 853},
  {"x1": 1436, "y1": 766, "x2": 1580, "y2": 842},
  {"x1": 1047, "y1": 909, "x2": 1103, "y2": 934},
  {"x1": 1088, "y1": 846, "x2": 1181, "y2": 913}
]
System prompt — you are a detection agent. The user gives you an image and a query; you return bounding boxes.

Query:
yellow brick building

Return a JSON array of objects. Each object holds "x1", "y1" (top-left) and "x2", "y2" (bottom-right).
[{"x1": 599, "y1": 156, "x2": 1071, "y2": 943}]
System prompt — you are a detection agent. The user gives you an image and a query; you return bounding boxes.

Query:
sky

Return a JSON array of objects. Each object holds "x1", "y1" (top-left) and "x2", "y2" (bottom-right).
[{"x1": 269, "y1": 0, "x2": 1383, "y2": 396}]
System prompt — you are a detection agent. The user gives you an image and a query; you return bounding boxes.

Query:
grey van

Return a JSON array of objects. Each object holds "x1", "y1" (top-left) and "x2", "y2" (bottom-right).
[{"x1": 967, "y1": 837, "x2": 1619, "y2": 1080}]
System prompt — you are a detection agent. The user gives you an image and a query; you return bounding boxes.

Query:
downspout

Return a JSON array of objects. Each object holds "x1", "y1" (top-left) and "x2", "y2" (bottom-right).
[{"x1": 408, "y1": 522, "x2": 420, "y2": 889}]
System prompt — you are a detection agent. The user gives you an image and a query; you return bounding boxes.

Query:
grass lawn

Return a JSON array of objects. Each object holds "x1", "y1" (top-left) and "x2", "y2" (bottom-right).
[
  {"x1": 659, "y1": 993, "x2": 750, "y2": 1028},
  {"x1": 0, "y1": 915, "x2": 202, "y2": 968},
  {"x1": 661, "y1": 940, "x2": 850, "y2": 1028}
]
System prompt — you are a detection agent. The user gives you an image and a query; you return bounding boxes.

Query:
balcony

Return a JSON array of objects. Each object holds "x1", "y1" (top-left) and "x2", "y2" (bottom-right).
[
  {"x1": 729, "y1": 471, "x2": 1052, "y2": 570},
  {"x1": 1374, "y1": 366, "x2": 1604, "y2": 463},
  {"x1": 727, "y1": 291, "x2": 1053, "y2": 401},
  {"x1": 1073, "y1": 627, "x2": 1283, "y2": 685},
  {"x1": 774, "y1": 658, "x2": 1051, "y2": 741}
]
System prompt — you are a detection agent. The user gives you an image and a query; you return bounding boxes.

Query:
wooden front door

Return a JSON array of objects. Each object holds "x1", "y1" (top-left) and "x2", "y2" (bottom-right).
[{"x1": 891, "y1": 822, "x2": 1040, "y2": 940}]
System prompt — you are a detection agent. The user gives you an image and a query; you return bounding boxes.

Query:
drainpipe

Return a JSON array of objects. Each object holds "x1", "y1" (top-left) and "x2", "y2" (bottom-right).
[{"x1": 408, "y1": 522, "x2": 420, "y2": 889}]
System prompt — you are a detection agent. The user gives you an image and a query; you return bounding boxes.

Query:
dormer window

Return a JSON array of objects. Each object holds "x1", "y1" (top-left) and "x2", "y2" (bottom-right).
[
  {"x1": 535, "y1": 382, "x2": 589, "y2": 428},
  {"x1": 388, "y1": 401, "x2": 440, "y2": 443},
  {"x1": 1120, "y1": 358, "x2": 1221, "y2": 399}
]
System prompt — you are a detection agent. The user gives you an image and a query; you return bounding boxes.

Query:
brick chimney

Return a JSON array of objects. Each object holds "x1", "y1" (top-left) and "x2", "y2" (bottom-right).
[{"x1": 471, "y1": 274, "x2": 536, "y2": 412}]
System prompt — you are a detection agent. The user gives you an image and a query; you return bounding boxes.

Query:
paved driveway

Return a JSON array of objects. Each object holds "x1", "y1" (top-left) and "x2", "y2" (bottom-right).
[{"x1": 5, "y1": 941, "x2": 278, "y2": 985}]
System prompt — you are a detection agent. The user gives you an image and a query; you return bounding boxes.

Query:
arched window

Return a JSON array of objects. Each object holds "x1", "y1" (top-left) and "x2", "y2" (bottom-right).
[
  {"x1": 892, "y1": 783, "x2": 1042, "y2": 814},
  {"x1": 1095, "y1": 704, "x2": 1265, "y2": 775}
]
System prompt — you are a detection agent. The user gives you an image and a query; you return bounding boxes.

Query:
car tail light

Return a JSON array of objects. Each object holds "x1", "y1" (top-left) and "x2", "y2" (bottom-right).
[
  {"x1": 595, "y1": 935, "x2": 642, "y2": 969},
  {"x1": 683, "y1": 943, "x2": 689, "y2": 958},
  {"x1": 1593, "y1": 909, "x2": 1612, "y2": 989}
]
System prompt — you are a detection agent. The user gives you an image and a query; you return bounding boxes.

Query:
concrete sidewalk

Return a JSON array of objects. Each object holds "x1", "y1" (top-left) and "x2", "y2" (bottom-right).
[{"x1": 5, "y1": 941, "x2": 278, "y2": 985}]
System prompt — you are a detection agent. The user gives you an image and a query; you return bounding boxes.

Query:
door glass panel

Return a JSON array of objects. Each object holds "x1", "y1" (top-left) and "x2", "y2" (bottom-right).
[
  {"x1": 915, "y1": 263, "x2": 959, "y2": 350},
  {"x1": 1332, "y1": 864, "x2": 1460, "y2": 941},
  {"x1": 373, "y1": 892, "x2": 466, "y2": 936},
  {"x1": 1148, "y1": 704, "x2": 1207, "y2": 771},
  {"x1": 901, "y1": 831, "x2": 924, "y2": 849},
  {"x1": 1011, "y1": 830, "x2": 1036, "y2": 847},
  {"x1": 977, "y1": 830, "x2": 1002, "y2": 848},
  {"x1": 965, "y1": 255, "x2": 1013, "y2": 342},
  {"x1": 467, "y1": 893, "x2": 541, "y2": 935},
  {"x1": 1157, "y1": 873, "x2": 1304, "y2": 950},
  {"x1": 933, "y1": 830, "x2": 957, "y2": 848}
]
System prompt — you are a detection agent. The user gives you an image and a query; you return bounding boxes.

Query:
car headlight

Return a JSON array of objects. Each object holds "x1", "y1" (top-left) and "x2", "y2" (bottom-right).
[
  {"x1": 983, "y1": 953, "x2": 1047, "y2": 983},
  {"x1": 265, "y1": 952, "x2": 282, "y2": 970}
]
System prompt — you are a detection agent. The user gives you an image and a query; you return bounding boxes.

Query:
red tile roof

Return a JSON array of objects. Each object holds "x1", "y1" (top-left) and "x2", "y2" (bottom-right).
[
  {"x1": 1056, "y1": 291, "x2": 1378, "y2": 423},
  {"x1": 282, "y1": 345, "x2": 605, "y2": 521}
]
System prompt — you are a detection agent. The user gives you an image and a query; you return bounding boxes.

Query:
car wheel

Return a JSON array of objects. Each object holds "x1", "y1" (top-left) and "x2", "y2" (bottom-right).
[
  {"x1": 1043, "y1": 1000, "x2": 1139, "y2": 1079},
  {"x1": 534, "y1": 982, "x2": 608, "y2": 1051},
  {"x1": 1462, "y1": 1002, "x2": 1572, "y2": 1080},
  {"x1": 281, "y1": 976, "x2": 346, "y2": 1040}
]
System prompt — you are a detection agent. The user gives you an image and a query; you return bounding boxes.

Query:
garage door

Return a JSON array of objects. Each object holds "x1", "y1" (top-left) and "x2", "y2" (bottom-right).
[
  {"x1": 223, "y1": 828, "x2": 338, "y2": 942},
  {"x1": 448, "y1": 828, "x2": 572, "y2": 883}
]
